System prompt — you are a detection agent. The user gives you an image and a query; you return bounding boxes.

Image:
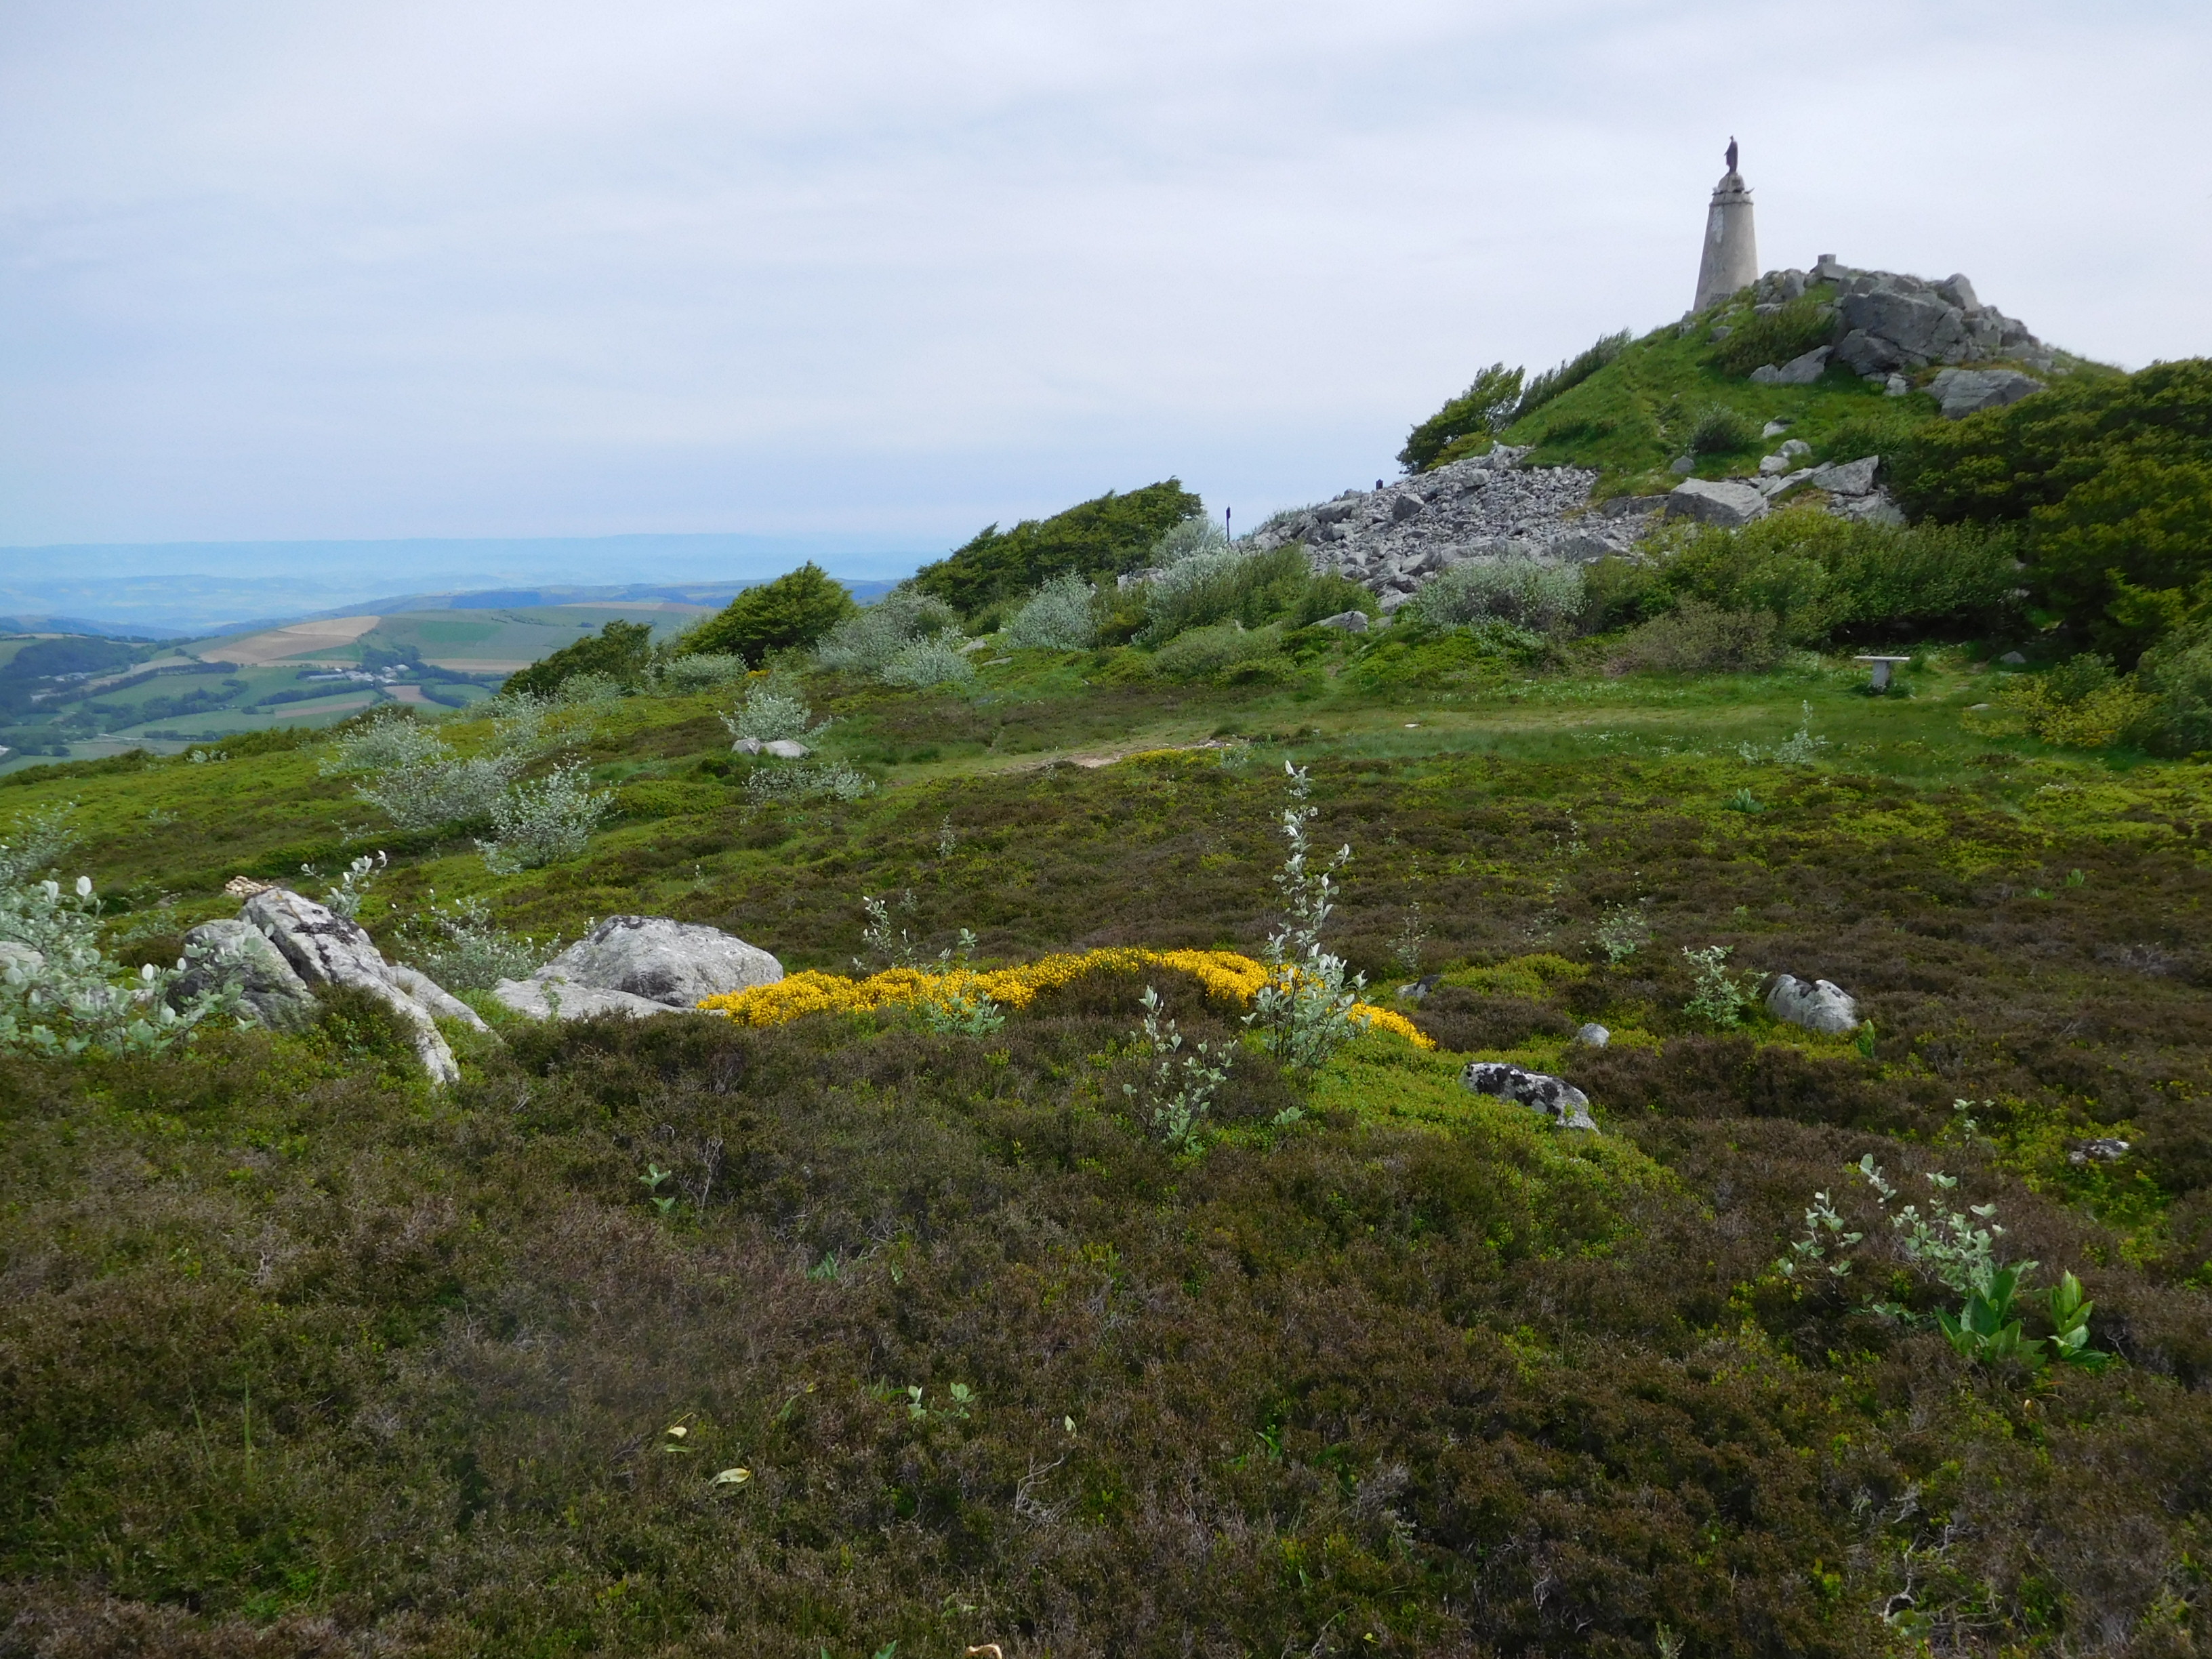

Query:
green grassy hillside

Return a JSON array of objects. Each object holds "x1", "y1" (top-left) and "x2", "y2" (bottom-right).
[
  {"x1": 3, "y1": 626, "x2": 2211, "y2": 1654},
  {"x1": 1408, "y1": 292, "x2": 2118, "y2": 501}
]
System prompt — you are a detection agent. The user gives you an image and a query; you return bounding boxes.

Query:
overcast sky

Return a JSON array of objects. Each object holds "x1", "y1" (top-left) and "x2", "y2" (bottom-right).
[{"x1": 3, "y1": 0, "x2": 2207, "y2": 562}]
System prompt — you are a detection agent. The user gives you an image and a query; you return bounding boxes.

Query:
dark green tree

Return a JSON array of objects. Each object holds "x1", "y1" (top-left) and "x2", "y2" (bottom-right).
[
  {"x1": 684, "y1": 563, "x2": 859, "y2": 665},
  {"x1": 911, "y1": 481, "x2": 1203, "y2": 619},
  {"x1": 502, "y1": 619, "x2": 655, "y2": 698},
  {"x1": 1398, "y1": 363, "x2": 1524, "y2": 473},
  {"x1": 1889, "y1": 359, "x2": 2212, "y2": 657}
]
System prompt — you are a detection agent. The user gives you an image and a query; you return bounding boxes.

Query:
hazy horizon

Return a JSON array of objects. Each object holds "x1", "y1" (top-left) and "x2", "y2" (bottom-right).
[{"x1": 0, "y1": 533, "x2": 932, "y2": 636}]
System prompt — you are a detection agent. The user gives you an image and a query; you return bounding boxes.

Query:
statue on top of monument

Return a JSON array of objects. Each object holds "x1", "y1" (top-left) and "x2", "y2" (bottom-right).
[{"x1": 1725, "y1": 136, "x2": 1739, "y2": 175}]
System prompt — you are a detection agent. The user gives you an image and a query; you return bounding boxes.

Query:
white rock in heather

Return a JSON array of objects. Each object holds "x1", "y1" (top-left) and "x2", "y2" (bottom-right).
[
  {"x1": 491, "y1": 975, "x2": 680, "y2": 1021},
  {"x1": 1461, "y1": 1061, "x2": 1597, "y2": 1131},
  {"x1": 240, "y1": 887, "x2": 479, "y2": 1082},
  {"x1": 1767, "y1": 974, "x2": 1860, "y2": 1036}
]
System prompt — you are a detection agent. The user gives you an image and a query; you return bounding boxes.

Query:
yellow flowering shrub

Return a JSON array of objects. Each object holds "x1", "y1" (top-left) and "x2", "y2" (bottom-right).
[{"x1": 697, "y1": 947, "x2": 1433, "y2": 1048}]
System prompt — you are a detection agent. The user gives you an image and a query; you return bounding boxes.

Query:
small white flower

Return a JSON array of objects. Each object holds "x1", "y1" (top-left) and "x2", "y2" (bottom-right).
[{"x1": 75, "y1": 876, "x2": 92, "y2": 897}]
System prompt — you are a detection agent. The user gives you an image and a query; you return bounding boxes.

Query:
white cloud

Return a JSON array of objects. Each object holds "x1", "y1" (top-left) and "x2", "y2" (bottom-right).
[{"x1": 1, "y1": 0, "x2": 2206, "y2": 552}]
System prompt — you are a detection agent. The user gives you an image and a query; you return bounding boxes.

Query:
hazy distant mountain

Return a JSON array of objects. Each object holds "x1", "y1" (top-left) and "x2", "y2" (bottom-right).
[{"x1": 0, "y1": 535, "x2": 926, "y2": 636}]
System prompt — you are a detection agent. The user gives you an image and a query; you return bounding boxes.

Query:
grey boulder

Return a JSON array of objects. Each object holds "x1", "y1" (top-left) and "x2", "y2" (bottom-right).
[
  {"x1": 1314, "y1": 609, "x2": 1370, "y2": 632},
  {"x1": 523, "y1": 915, "x2": 783, "y2": 1009},
  {"x1": 491, "y1": 976, "x2": 679, "y2": 1021},
  {"x1": 1928, "y1": 367, "x2": 2044, "y2": 420},
  {"x1": 240, "y1": 888, "x2": 480, "y2": 1083},
  {"x1": 173, "y1": 918, "x2": 319, "y2": 1031},
  {"x1": 1664, "y1": 478, "x2": 1769, "y2": 527},
  {"x1": 1461, "y1": 1061, "x2": 1597, "y2": 1131},
  {"x1": 1573, "y1": 1023, "x2": 1610, "y2": 1048},
  {"x1": 732, "y1": 737, "x2": 813, "y2": 758},
  {"x1": 1807, "y1": 456, "x2": 1881, "y2": 497},
  {"x1": 1767, "y1": 974, "x2": 1860, "y2": 1036},
  {"x1": 1748, "y1": 346, "x2": 1831, "y2": 386}
]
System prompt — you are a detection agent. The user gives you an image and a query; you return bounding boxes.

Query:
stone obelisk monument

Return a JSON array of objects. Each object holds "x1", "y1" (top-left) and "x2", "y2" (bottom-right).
[{"x1": 1693, "y1": 136, "x2": 1758, "y2": 312}]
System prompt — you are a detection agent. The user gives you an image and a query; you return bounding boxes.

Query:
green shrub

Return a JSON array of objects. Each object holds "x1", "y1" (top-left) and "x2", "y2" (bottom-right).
[
  {"x1": 2135, "y1": 628, "x2": 2212, "y2": 754},
  {"x1": 653, "y1": 653, "x2": 751, "y2": 693},
  {"x1": 1146, "y1": 622, "x2": 1283, "y2": 682},
  {"x1": 683, "y1": 563, "x2": 859, "y2": 665},
  {"x1": 1687, "y1": 403, "x2": 1759, "y2": 454},
  {"x1": 1655, "y1": 512, "x2": 2023, "y2": 644},
  {"x1": 912, "y1": 480, "x2": 1203, "y2": 617},
  {"x1": 878, "y1": 636, "x2": 976, "y2": 690},
  {"x1": 1888, "y1": 359, "x2": 2212, "y2": 655},
  {"x1": 1579, "y1": 554, "x2": 1666, "y2": 634},
  {"x1": 1128, "y1": 542, "x2": 1370, "y2": 649},
  {"x1": 1812, "y1": 403, "x2": 1940, "y2": 466},
  {"x1": 1609, "y1": 600, "x2": 1782, "y2": 673},
  {"x1": 1711, "y1": 294, "x2": 1837, "y2": 376},
  {"x1": 1399, "y1": 362, "x2": 1524, "y2": 473},
  {"x1": 502, "y1": 619, "x2": 655, "y2": 699}
]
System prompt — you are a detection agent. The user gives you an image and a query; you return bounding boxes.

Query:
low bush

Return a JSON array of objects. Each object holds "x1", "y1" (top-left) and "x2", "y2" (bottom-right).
[
  {"x1": 654, "y1": 652, "x2": 752, "y2": 693},
  {"x1": 815, "y1": 590, "x2": 964, "y2": 681},
  {"x1": 1408, "y1": 554, "x2": 1584, "y2": 634},
  {"x1": 1711, "y1": 293, "x2": 1837, "y2": 376},
  {"x1": 879, "y1": 636, "x2": 976, "y2": 690},
  {"x1": 1654, "y1": 511, "x2": 2024, "y2": 644},
  {"x1": 1146, "y1": 622, "x2": 1283, "y2": 682},
  {"x1": 1687, "y1": 403, "x2": 1761, "y2": 454},
  {"x1": 2135, "y1": 627, "x2": 2212, "y2": 754},
  {"x1": 1975, "y1": 654, "x2": 2156, "y2": 750},
  {"x1": 1889, "y1": 358, "x2": 2212, "y2": 657},
  {"x1": 1579, "y1": 554, "x2": 1667, "y2": 634},
  {"x1": 721, "y1": 680, "x2": 827, "y2": 743},
  {"x1": 1610, "y1": 600, "x2": 1783, "y2": 673},
  {"x1": 393, "y1": 895, "x2": 549, "y2": 989},
  {"x1": 1137, "y1": 544, "x2": 1372, "y2": 648},
  {"x1": 1000, "y1": 571, "x2": 1098, "y2": 650},
  {"x1": 478, "y1": 763, "x2": 613, "y2": 872}
]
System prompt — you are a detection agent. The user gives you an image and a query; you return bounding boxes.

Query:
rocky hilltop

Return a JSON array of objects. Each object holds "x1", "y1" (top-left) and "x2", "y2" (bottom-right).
[
  {"x1": 1266, "y1": 261, "x2": 2055, "y2": 608},
  {"x1": 1728, "y1": 258, "x2": 2051, "y2": 416}
]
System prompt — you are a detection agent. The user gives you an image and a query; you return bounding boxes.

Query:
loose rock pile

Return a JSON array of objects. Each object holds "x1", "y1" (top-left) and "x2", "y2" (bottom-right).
[{"x1": 1250, "y1": 449, "x2": 1626, "y2": 612}]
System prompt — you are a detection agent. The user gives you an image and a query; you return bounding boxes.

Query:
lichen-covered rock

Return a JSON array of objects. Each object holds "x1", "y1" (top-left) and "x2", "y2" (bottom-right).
[
  {"x1": 1766, "y1": 974, "x2": 1860, "y2": 1036},
  {"x1": 240, "y1": 887, "x2": 478, "y2": 1082},
  {"x1": 1664, "y1": 478, "x2": 1769, "y2": 528},
  {"x1": 1927, "y1": 367, "x2": 2044, "y2": 420},
  {"x1": 525, "y1": 916, "x2": 783, "y2": 1008},
  {"x1": 1461, "y1": 1061, "x2": 1597, "y2": 1131},
  {"x1": 174, "y1": 918, "x2": 319, "y2": 1031},
  {"x1": 491, "y1": 975, "x2": 680, "y2": 1021}
]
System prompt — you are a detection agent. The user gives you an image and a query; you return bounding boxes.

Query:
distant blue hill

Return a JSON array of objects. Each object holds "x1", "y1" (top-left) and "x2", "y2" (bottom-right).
[{"x1": 0, "y1": 535, "x2": 927, "y2": 637}]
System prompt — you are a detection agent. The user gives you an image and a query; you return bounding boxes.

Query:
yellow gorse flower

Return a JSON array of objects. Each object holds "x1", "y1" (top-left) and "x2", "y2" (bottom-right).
[{"x1": 696, "y1": 947, "x2": 1432, "y2": 1048}]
